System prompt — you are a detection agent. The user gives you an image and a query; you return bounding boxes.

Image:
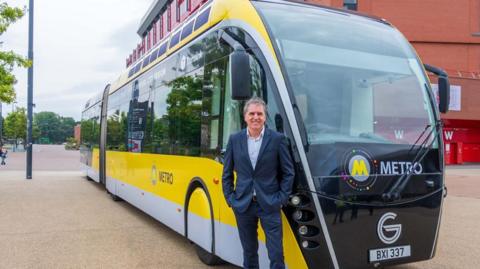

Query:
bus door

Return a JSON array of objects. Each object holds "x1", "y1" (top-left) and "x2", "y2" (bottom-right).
[{"x1": 99, "y1": 84, "x2": 110, "y2": 186}]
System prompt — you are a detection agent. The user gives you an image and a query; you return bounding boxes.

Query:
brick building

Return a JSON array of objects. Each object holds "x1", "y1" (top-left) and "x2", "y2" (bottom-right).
[
  {"x1": 74, "y1": 124, "x2": 81, "y2": 144},
  {"x1": 309, "y1": 0, "x2": 480, "y2": 164}
]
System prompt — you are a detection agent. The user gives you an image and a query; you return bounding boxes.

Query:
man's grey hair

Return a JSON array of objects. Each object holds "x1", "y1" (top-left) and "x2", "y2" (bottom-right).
[{"x1": 243, "y1": 96, "x2": 267, "y2": 115}]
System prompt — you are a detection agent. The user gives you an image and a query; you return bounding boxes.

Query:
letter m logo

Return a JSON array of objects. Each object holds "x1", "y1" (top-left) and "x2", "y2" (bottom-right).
[{"x1": 352, "y1": 160, "x2": 369, "y2": 176}]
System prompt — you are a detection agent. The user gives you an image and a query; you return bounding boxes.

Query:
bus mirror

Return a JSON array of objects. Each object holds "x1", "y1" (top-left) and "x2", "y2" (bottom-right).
[
  {"x1": 230, "y1": 46, "x2": 251, "y2": 100},
  {"x1": 424, "y1": 64, "x2": 450, "y2": 113},
  {"x1": 438, "y1": 76, "x2": 450, "y2": 113}
]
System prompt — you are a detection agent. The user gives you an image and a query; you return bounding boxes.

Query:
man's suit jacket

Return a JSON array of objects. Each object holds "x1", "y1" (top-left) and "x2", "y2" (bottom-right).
[{"x1": 222, "y1": 128, "x2": 295, "y2": 214}]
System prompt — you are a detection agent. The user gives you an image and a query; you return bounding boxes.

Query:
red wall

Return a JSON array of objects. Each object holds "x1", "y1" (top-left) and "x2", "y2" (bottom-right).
[
  {"x1": 359, "y1": 0, "x2": 480, "y2": 44},
  {"x1": 443, "y1": 121, "x2": 480, "y2": 164},
  {"x1": 305, "y1": 0, "x2": 343, "y2": 7},
  {"x1": 74, "y1": 125, "x2": 81, "y2": 144}
]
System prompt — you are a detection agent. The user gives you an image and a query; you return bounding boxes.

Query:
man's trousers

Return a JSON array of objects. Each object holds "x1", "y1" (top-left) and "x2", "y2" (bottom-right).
[{"x1": 234, "y1": 201, "x2": 284, "y2": 269}]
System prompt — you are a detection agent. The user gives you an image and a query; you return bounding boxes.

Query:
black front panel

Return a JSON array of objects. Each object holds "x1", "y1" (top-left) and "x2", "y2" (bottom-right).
[
  {"x1": 302, "y1": 143, "x2": 443, "y2": 268},
  {"x1": 322, "y1": 192, "x2": 442, "y2": 268}
]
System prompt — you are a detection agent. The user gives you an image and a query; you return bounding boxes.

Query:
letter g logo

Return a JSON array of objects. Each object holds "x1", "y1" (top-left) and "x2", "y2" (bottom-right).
[{"x1": 377, "y1": 212, "x2": 402, "y2": 244}]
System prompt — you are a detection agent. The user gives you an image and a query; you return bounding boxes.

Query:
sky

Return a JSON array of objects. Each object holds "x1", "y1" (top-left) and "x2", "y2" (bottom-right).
[{"x1": 2, "y1": 0, "x2": 153, "y2": 121}]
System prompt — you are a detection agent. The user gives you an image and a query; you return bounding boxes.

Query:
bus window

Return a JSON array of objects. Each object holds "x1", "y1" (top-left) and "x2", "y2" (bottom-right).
[
  {"x1": 149, "y1": 68, "x2": 203, "y2": 156},
  {"x1": 151, "y1": 84, "x2": 172, "y2": 154},
  {"x1": 222, "y1": 56, "x2": 242, "y2": 149},
  {"x1": 168, "y1": 68, "x2": 203, "y2": 156},
  {"x1": 249, "y1": 54, "x2": 282, "y2": 133},
  {"x1": 203, "y1": 60, "x2": 224, "y2": 152},
  {"x1": 127, "y1": 83, "x2": 149, "y2": 153},
  {"x1": 106, "y1": 85, "x2": 131, "y2": 152},
  {"x1": 106, "y1": 108, "x2": 128, "y2": 151}
]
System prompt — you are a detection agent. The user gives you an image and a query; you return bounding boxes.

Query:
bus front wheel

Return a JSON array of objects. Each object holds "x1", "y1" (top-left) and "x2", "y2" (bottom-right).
[
  {"x1": 186, "y1": 184, "x2": 222, "y2": 266},
  {"x1": 195, "y1": 244, "x2": 222, "y2": 266}
]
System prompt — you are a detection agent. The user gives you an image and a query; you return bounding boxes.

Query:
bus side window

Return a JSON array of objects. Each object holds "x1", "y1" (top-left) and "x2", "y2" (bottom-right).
[
  {"x1": 222, "y1": 56, "x2": 243, "y2": 149},
  {"x1": 249, "y1": 55, "x2": 283, "y2": 134},
  {"x1": 202, "y1": 61, "x2": 222, "y2": 157}
]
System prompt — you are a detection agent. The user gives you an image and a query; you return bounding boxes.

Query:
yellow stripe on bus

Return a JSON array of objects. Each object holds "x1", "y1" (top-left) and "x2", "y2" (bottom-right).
[{"x1": 105, "y1": 150, "x2": 307, "y2": 268}]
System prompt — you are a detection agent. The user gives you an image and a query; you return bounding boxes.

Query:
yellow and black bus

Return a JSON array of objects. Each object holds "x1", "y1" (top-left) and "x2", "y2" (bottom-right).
[{"x1": 81, "y1": 0, "x2": 450, "y2": 268}]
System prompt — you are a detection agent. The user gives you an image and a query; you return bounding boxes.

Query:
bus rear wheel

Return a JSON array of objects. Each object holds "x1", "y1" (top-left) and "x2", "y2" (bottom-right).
[
  {"x1": 110, "y1": 192, "x2": 122, "y2": 201},
  {"x1": 107, "y1": 189, "x2": 122, "y2": 202}
]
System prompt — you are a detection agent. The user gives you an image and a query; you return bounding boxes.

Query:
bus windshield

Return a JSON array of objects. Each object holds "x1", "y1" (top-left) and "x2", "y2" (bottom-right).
[{"x1": 255, "y1": 2, "x2": 437, "y2": 147}]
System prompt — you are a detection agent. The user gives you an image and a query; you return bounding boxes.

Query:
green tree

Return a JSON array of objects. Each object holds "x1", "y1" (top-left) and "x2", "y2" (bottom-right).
[
  {"x1": 33, "y1": 111, "x2": 74, "y2": 144},
  {"x1": 3, "y1": 107, "x2": 26, "y2": 143},
  {"x1": 165, "y1": 75, "x2": 202, "y2": 155},
  {"x1": 60, "y1": 116, "x2": 76, "y2": 142},
  {"x1": 34, "y1": 111, "x2": 60, "y2": 144},
  {"x1": 0, "y1": 3, "x2": 31, "y2": 103}
]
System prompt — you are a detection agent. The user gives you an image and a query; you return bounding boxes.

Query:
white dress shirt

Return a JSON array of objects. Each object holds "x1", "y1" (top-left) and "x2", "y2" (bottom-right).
[{"x1": 247, "y1": 127, "x2": 265, "y2": 198}]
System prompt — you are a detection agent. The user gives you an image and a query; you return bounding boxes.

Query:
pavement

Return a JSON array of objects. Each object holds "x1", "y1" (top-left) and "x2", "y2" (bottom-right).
[{"x1": 0, "y1": 145, "x2": 479, "y2": 268}]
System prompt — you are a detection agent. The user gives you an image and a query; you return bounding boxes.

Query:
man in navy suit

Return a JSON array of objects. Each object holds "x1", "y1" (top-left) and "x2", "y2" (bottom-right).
[{"x1": 222, "y1": 97, "x2": 295, "y2": 269}]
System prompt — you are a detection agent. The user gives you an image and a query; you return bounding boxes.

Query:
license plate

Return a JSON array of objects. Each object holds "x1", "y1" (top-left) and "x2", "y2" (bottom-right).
[{"x1": 369, "y1": 245, "x2": 411, "y2": 262}]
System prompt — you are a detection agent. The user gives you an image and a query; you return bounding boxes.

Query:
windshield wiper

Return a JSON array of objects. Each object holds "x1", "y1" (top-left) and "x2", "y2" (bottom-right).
[{"x1": 382, "y1": 120, "x2": 442, "y2": 202}]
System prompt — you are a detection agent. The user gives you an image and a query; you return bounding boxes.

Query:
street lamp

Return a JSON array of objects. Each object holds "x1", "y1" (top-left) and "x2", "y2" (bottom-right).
[{"x1": 26, "y1": 0, "x2": 34, "y2": 179}]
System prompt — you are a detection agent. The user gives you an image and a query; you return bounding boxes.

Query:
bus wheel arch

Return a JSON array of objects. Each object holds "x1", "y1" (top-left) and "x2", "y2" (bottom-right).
[{"x1": 184, "y1": 177, "x2": 222, "y2": 265}]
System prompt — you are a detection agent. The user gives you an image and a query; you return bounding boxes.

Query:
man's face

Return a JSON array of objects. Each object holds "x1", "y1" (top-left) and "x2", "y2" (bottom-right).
[{"x1": 244, "y1": 103, "x2": 266, "y2": 132}]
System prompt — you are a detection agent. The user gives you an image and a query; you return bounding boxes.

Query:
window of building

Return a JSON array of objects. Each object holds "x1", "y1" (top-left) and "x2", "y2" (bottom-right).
[
  {"x1": 160, "y1": 16, "x2": 164, "y2": 39},
  {"x1": 344, "y1": 0, "x2": 357, "y2": 11},
  {"x1": 167, "y1": 6, "x2": 172, "y2": 32},
  {"x1": 153, "y1": 21, "x2": 157, "y2": 45},
  {"x1": 147, "y1": 31, "x2": 151, "y2": 51},
  {"x1": 176, "y1": 0, "x2": 181, "y2": 22}
]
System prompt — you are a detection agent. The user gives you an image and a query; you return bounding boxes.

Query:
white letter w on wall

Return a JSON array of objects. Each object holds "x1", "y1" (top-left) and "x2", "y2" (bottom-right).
[
  {"x1": 444, "y1": 131, "x2": 454, "y2": 141},
  {"x1": 394, "y1": 130, "x2": 404, "y2": 140}
]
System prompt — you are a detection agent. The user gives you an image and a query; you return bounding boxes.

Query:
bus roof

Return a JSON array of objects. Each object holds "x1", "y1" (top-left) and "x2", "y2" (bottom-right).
[
  {"x1": 255, "y1": 0, "x2": 391, "y2": 26},
  {"x1": 108, "y1": 0, "x2": 393, "y2": 96}
]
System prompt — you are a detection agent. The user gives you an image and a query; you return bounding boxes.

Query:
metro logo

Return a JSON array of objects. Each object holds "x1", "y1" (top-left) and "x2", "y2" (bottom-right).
[
  {"x1": 351, "y1": 160, "x2": 369, "y2": 176},
  {"x1": 348, "y1": 155, "x2": 371, "y2": 182},
  {"x1": 380, "y1": 161, "x2": 423, "y2": 175},
  {"x1": 343, "y1": 149, "x2": 378, "y2": 191}
]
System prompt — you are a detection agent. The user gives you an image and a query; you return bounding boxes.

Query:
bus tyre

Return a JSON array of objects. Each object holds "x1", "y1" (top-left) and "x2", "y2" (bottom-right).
[
  {"x1": 186, "y1": 184, "x2": 223, "y2": 266},
  {"x1": 108, "y1": 191, "x2": 122, "y2": 202},
  {"x1": 195, "y1": 244, "x2": 223, "y2": 266}
]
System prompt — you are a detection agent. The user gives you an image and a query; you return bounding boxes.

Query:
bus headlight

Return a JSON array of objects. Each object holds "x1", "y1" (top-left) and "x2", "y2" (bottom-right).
[
  {"x1": 298, "y1": 225, "x2": 308, "y2": 235},
  {"x1": 290, "y1": 195, "x2": 301, "y2": 206},
  {"x1": 293, "y1": 210, "x2": 303, "y2": 221},
  {"x1": 301, "y1": 240, "x2": 319, "y2": 249}
]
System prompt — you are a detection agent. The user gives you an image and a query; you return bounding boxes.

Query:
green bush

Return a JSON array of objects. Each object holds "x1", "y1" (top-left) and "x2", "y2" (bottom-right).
[{"x1": 64, "y1": 137, "x2": 79, "y2": 150}]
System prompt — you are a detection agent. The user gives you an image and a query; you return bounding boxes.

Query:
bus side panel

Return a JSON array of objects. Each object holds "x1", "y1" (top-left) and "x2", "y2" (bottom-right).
[
  {"x1": 103, "y1": 150, "x2": 307, "y2": 268},
  {"x1": 81, "y1": 148, "x2": 100, "y2": 183},
  {"x1": 90, "y1": 148, "x2": 100, "y2": 182}
]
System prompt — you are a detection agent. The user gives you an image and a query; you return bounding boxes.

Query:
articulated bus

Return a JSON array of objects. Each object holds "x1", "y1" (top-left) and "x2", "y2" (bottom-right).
[{"x1": 81, "y1": 0, "x2": 451, "y2": 268}]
